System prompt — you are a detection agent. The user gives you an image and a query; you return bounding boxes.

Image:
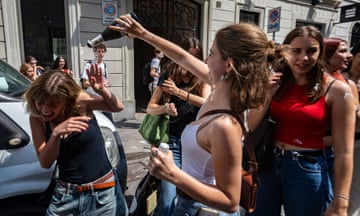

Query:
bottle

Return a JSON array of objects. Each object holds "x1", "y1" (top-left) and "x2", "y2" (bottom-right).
[
  {"x1": 159, "y1": 143, "x2": 169, "y2": 154},
  {"x1": 87, "y1": 12, "x2": 140, "y2": 48}
]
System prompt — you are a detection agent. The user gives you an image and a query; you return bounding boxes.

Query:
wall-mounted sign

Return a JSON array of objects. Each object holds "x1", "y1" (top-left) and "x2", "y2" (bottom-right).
[
  {"x1": 102, "y1": 0, "x2": 118, "y2": 25},
  {"x1": 340, "y1": 3, "x2": 360, "y2": 23},
  {"x1": 267, "y1": 7, "x2": 281, "y2": 33}
]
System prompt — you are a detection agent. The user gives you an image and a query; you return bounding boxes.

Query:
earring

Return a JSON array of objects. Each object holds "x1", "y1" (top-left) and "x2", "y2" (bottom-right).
[
  {"x1": 313, "y1": 83, "x2": 319, "y2": 91},
  {"x1": 220, "y1": 73, "x2": 228, "y2": 81}
]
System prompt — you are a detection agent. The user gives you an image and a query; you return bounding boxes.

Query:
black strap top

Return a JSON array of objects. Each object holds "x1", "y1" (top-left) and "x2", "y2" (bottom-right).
[{"x1": 48, "y1": 118, "x2": 112, "y2": 184}]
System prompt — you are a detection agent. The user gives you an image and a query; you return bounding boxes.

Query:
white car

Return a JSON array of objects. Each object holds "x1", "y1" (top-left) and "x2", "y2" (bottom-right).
[{"x1": 0, "y1": 59, "x2": 127, "y2": 215}]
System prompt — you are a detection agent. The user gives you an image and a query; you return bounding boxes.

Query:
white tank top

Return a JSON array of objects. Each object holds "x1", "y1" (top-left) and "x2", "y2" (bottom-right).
[{"x1": 180, "y1": 114, "x2": 223, "y2": 185}]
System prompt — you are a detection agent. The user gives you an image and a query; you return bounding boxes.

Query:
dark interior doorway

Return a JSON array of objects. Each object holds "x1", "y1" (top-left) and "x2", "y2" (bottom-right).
[
  {"x1": 20, "y1": 0, "x2": 66, "y2": 69},
  {"x1": 351, "y1": 22, "x2": 360, "y2": 47},
  {"x1": 133, "y1": 0, "x2": 202, "y2": 112}
]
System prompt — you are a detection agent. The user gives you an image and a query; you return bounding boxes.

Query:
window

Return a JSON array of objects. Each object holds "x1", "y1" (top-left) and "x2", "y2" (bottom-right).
[{"x1": 240, "y1": 10, "x2": 260, "y2": 25}]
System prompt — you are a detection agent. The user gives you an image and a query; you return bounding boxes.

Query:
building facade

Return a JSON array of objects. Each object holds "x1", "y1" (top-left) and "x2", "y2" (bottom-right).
[{"x1": 0, "y1": 0, "x2": 359, "y2": 120}]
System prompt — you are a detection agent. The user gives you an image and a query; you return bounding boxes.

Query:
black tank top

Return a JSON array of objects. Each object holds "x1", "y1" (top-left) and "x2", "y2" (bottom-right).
[
  {"x1": 52, "y1": 118, "x2": 112, "y2": 184},
  {"x1": 169, "y1": 82, "x2": 199, "y2": 137}
]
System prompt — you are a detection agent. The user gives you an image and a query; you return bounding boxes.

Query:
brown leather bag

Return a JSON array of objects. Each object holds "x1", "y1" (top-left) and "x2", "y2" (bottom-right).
[
  {"x1": 200, "y1": 109, "x2": 259, "y2": 213},
  {"x1": 239, "y1": 123, "x2": 259, "y2": 213}
]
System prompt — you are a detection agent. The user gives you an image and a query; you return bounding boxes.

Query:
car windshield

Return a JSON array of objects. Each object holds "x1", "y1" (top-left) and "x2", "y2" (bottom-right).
[{"x1": 0, "y1": 60, "x2": 31, "y2": 96}]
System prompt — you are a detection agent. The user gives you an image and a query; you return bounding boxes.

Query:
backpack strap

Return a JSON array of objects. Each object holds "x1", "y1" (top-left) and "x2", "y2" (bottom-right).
[
  {"x1": 103, "y1": 62, "x2": 107, "y2": 79},
  {"x1": 199, "y1": 109, "x2": 258, "y2": 177}
]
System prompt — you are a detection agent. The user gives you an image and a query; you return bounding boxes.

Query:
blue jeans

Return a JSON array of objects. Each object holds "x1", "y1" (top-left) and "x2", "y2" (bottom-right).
[
  {"x1": 154, "y1": 135, "x2": 182, "y2": 216},
  {"x1": 246, "y1": 150, "x2": 332, "y2": 216},
  {"x1": 172, "y1": 196, "x2": 241, "y2": 216},
  {"x1": 46, "y1": 179, "x2": 128, "y2": 216}
]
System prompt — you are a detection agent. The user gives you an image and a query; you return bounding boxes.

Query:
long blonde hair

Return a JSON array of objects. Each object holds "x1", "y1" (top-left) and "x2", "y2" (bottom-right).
[{"x1": 19, "y1": 63, "x2": 35, "y2": 81}]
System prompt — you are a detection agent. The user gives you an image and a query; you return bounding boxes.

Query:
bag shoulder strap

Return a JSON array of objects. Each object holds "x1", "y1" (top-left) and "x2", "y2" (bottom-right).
[
  {"x1": 197, "y1": 112, "x2": 226, "y2": 133},
  {"x1": 199, "y1": 109, "x2": 258, "y2": 175},
  {"x1": 324, "y1": 79, "x2": 336, "y2": 96}
]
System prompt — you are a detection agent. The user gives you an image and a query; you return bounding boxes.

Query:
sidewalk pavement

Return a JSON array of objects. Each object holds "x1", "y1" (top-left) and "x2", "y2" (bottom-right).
[{"x1": 115, "y1": 112, "x2": 149, "y2": 201}]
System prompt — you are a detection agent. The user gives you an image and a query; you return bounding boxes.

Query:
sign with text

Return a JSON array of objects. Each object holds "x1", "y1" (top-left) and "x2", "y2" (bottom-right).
[
  {"x1": 102, "y1": 0, "x2": 118, "y2": 25},
  {"x1": 340, "y1": 3, "x2": 360, "y2": 23},
  {"x1": 267, "y1": 7, "x2": 281, "y2": 33}
]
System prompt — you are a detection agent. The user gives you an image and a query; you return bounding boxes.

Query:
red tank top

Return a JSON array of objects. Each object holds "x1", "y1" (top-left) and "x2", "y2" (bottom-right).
[{"x1": 270, "y1": 84, "x2": 329, "y2": 149}]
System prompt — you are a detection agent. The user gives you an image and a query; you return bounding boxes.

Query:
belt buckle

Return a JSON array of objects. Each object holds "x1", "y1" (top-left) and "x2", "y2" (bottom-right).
[
  {"x1": 274, "y1": 147, "x2": 285, "y2": 155},
  {"x1": 274, "y1": 147, "x2": 299, "y2": 160}
]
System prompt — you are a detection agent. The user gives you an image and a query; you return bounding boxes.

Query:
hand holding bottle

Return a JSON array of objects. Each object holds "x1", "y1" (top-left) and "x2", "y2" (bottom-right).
[
  {"x1": 109, "y1": 13, "x2": 147, "y2": 40},
  {"x1": 87, "y1": 12, "x2": 141, "y2": 47}
]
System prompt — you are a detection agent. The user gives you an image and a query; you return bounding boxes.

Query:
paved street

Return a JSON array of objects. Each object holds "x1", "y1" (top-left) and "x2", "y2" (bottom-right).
[{"x1": 115, "y1": 112, "x2": 149, "y2": 203}]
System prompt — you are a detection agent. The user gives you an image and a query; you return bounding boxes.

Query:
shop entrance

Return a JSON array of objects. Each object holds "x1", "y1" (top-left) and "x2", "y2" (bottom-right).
[{"x1": 20, "y1": 0, "x2": 67, "y2": 69}]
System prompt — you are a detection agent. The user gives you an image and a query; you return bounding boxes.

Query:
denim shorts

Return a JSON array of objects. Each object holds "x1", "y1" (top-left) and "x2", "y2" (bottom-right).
[{"x1": 46, "y1": 179, "x2": 128, "y2": 216}]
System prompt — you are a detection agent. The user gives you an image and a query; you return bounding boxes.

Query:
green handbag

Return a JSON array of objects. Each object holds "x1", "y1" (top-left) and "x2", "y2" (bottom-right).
[{"x1": 138, "y1": 114, "x2": 170, "y2": 147}]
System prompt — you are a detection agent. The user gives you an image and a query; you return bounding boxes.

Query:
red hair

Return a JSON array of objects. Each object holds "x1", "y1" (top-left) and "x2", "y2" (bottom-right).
[{"x1": 323, "y1": 38, "x2": 347, "y2": 63}]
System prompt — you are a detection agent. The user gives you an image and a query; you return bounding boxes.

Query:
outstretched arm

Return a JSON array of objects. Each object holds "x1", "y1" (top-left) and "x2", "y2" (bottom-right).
[{"x1": 109, "y1": 14, "x2": 211, "y2": 84}]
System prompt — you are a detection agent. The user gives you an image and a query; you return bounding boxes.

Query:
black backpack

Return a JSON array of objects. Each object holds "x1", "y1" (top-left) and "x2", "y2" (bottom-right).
[{"x1": 142, "y1": 62, "x2": 153, "y2": 85}]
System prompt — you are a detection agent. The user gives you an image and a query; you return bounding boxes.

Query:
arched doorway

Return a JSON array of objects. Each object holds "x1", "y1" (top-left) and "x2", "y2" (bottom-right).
[{"x1": 133, "y1": 0, "x2": 202, "y2": 112}]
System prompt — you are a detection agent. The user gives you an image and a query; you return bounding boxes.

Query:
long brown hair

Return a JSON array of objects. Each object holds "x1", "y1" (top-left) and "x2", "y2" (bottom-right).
[
  {"x1": 215, "y1": 23, "x2": 280, "y2": 114},
  {"x1": 276, "y1": 25, "x2": 325, "y2": 103}
]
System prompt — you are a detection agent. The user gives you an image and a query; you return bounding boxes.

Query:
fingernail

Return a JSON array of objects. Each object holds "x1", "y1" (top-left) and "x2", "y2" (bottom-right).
[{"x1": 152, "y1": 150, "x2": 158, "y2": 156}]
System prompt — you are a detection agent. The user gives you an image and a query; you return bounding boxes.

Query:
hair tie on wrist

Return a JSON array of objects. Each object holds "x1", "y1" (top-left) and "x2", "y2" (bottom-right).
[{"x1": 334, "y1": 194, "x2": 349, "y2": 201}]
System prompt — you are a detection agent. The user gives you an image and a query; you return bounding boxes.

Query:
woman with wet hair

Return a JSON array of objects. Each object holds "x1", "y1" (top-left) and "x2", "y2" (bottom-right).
[
  {"x1": 113, "y1": 14, "x2": 283, "y2": 215},
  {"x1": 24, "y1": 69, "x2": 128, "y2": 215}
]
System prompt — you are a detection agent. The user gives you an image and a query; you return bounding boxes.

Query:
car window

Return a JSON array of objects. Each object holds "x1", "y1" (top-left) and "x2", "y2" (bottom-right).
[{"x1": 0, "y1": 60, "x2": 31, "y2": 96}]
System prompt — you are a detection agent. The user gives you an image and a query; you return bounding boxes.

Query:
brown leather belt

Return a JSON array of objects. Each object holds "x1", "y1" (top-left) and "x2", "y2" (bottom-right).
[
  {"x1": 58, "y1": 170, "x2": 115, "y2": 192},
  {"x1": 93, "y1": 170, "x2": 114, "y2": 184},
  {"x1": 75, "y1": 181, "x2": 115, "y2": 192}
]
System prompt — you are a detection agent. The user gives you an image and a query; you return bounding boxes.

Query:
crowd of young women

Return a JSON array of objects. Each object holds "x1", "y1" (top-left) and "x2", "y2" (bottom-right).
[{"x1": 22, "y1": 11, "x2": 359, "y2": 216}]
